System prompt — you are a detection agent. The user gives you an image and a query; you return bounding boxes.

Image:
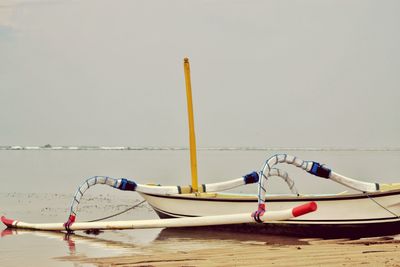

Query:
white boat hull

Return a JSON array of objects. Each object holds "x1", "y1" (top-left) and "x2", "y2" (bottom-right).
[{"x1": 139, "y1": 190, "x2": 400, "y2": 237}]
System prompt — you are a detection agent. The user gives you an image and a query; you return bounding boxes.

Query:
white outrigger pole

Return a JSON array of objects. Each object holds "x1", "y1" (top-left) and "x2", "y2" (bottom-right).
[{"x1": 1, "y1": 202, "x2": 317, "y2": 231}]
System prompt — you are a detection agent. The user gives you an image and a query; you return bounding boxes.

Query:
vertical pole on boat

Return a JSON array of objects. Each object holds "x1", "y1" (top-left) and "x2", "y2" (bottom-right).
[{"x1": 183, "y1": 57, "x2": 199, "y2": 192}]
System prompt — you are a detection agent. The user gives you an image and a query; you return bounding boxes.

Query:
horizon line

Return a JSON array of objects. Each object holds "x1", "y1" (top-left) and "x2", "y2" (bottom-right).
[{"x1": 1, "y1": 145, "x2": 400, "y2": 152}]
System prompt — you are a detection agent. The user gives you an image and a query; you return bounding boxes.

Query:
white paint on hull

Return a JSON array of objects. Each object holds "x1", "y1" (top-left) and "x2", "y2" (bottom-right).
[{"x1": 139, "y1": 190, "x2": 400, "y2": 225}]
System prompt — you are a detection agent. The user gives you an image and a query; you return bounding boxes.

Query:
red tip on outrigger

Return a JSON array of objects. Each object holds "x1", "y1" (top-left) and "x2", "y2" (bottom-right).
[
  {"x1": 1, "y1": 216, "x2": 15, "y2": 228},
  {"x1": 292, "y1": 202, "x2": 318, "y2": 217}
]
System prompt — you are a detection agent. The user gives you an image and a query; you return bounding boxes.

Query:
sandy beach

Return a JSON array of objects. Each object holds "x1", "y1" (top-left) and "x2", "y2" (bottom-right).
[
  {"x1": 56, "y1": 233, "x2": 400, "y2": 267},
  {"x1": 2, "y1": 221, "x2": 400, "y2": 266}
]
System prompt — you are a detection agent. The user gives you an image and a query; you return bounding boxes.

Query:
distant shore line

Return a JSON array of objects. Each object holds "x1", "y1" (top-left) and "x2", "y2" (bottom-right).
[{"x1": 1, "y1": 146, "x2": 400, "y2": 151}]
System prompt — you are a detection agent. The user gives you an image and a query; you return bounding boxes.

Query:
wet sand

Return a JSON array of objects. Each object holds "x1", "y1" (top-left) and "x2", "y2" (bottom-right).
[{"x1": 56, "y1": 234, "x2": 400, "y2": 267}]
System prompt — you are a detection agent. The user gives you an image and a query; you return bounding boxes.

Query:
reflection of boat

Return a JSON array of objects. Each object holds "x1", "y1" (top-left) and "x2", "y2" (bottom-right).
[
  {"x1": 1, "y1": 228, "x2": 155, "y2": 252},
  {"x1": 157, "y1": 227, "x2": 308, "y2": 245}
]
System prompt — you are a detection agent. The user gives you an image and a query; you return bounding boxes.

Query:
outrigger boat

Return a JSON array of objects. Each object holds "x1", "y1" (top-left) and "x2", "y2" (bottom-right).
[
  {"x1": 138, "y1": 155, "x2": 400, "y2": 237},
  {"x1": 2, "y1": 58, "x2": 400, "y2": 237}
]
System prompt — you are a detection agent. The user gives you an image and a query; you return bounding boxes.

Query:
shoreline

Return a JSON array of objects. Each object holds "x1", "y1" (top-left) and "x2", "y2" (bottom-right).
[{"x1": 56, "y1": 235, "x2": 400, "y2": 266}]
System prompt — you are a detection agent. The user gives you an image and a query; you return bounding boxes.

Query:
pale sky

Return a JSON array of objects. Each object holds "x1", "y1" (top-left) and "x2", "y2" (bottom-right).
[{"x1": 1, "y1": 0, "x2": 399, "y2": 148}]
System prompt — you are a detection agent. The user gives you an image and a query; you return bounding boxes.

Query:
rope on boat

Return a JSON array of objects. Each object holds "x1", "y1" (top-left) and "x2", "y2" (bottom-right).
[
  {"x1": 366, "y1": 194, "x2": 400, "y2": 218},
  {"x1": 86, "y1": 200, "x2": 147, "y2": 222}
]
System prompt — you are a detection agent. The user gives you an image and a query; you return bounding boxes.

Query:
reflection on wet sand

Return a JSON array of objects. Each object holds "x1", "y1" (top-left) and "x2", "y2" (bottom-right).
[
  {"x1": 158, "y1": 227, "x2": 309, "y2": 245},
  {"x1": 3, "y1": 227, "x2": 400, "y2": 267},
  {"x1": 1, "y1": 225, "x2": 308, "y2": 254},
  {"x1": 1, "y1": 227, "x2": 163, "y2": 260},
  {"x1": 1, "y1": 228, "x2": 137, "y2": 253}
]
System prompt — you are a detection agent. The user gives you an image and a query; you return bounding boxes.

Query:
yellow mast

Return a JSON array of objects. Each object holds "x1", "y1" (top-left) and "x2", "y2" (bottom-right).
[{"x1": 183, "y1": 57, "x2": 199, "y2": 192}]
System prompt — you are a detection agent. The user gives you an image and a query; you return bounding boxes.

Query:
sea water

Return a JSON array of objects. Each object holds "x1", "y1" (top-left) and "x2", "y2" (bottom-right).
[{"x1": 1, "y1": 149, "x2": 399, "y2": 266}]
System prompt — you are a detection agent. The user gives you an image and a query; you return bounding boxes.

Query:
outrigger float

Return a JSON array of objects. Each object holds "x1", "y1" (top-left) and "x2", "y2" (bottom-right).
[{"x1": 2, "y1": 58, "x2": 400, "y2": 237}]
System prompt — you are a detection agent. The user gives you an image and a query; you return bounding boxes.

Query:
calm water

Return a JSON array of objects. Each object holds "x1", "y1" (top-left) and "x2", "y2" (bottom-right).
[{"x1": 1, "y1": 150, "x2": 400, "y2": 266}]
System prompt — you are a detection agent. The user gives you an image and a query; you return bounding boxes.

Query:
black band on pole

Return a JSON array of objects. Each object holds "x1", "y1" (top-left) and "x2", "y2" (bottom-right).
[
  {"x1": 375, "y1": 183, "x2": 380, "y2": 191},
  {"x1": 243, "y1": 171, "x2": 259, "y2": 184},
  {"x1": 118, "y1": 178, "x2": 138, "y2": 191},
  {"x1": 307, "y1": 162, "x2": 331, "y2": 179}
]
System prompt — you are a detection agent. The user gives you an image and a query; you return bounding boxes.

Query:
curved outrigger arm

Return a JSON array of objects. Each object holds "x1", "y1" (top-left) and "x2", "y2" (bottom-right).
[{"x1": 254, "y1": 154, "x2": 400, "y2": 221}]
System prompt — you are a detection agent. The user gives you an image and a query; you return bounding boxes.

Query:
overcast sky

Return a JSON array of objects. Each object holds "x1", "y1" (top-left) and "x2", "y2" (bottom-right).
[{"x1": 1, "y1": 0, "x2": 399, "y2": 148}]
